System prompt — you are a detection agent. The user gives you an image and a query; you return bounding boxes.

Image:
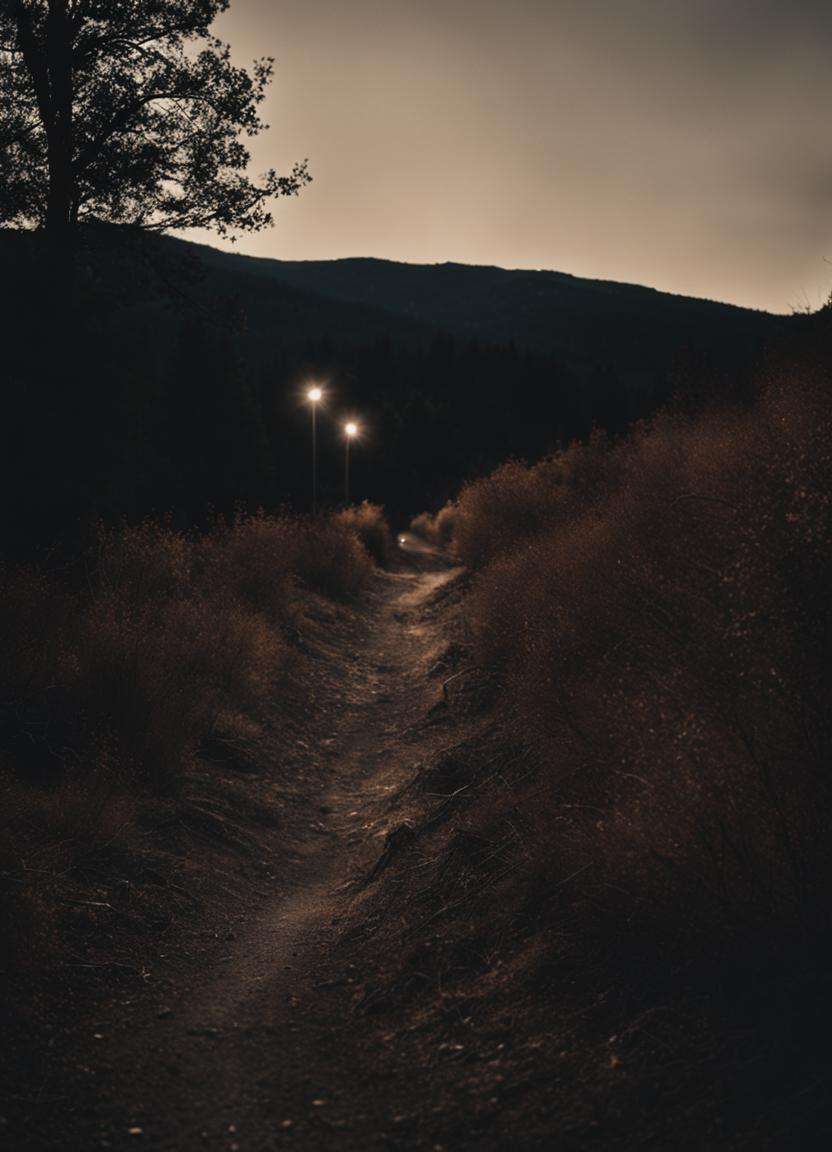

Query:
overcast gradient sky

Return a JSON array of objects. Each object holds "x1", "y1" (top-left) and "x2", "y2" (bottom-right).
[{"x1": 192, "y1": 0, "x2": 832, "y2": 313}]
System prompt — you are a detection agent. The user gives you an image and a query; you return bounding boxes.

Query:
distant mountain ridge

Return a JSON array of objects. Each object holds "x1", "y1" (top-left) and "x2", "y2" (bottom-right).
[{"x1": 191, "y1": 242, "x2": 784, "y2": 373}]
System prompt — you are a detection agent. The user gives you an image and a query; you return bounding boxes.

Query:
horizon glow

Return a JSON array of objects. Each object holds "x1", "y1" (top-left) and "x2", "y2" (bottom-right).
[{"x1": 185, "y1": 0, "x2": 832, "y2": 315}]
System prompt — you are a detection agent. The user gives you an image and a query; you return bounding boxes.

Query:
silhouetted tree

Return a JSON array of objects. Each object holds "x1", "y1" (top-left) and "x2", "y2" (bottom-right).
[{"x1": 0, "y1": 1, "x2": 309, "y2": 245}]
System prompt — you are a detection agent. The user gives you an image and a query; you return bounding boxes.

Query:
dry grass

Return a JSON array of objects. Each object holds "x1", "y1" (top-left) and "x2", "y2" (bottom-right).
[
  {"x1": 409, "y1": 502, "x2": 458, "y2": 550},
  {"x1": 293, "y1": 517, "x2": 375, "y2": 598},
  {"x1": 449, "y1": 368, "x2": 832, "y2": 957},
  {"x1": 449, "y1": 432, "x2": 616, "y2": 569},
  {"x1": 334, "y1": 502, "x2": 394, "y2": 568},
  {"x1": 0, "y1": 508, "x2": 387, "y2": 970}
]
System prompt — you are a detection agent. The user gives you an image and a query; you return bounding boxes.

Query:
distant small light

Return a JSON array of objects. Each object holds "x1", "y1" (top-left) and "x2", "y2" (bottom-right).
[
  {"x1": 345, "y1": 421, "x2": 358, "y2": 437},
  {"x1": 307, "y1": 386, "x2": 323, "y2": 402},
  {"x1": 399, "y1": 535, "x2": 406, "y2": 545}
]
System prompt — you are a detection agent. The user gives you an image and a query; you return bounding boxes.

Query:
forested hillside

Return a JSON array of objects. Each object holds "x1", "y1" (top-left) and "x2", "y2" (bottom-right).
[
  {"x1": 1, "y1": 226, "x2": 791, "y2": 551},
  {"x1": 200, "y1": 244, "x2": 780, "y2": 366}
]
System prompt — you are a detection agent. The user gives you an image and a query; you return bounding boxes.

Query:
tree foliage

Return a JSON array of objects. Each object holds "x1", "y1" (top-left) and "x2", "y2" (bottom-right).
[{"x1": 0, "y1": 0, "x2": 309, "y2": 235}]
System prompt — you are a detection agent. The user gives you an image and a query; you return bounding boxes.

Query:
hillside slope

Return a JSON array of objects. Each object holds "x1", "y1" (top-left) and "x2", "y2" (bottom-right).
[
  {"x1": 194, "y1": 244, "x2": 785, "y2": 375},
  {"x1": 0, "y1": 227, "x2": 794, "y2": 536}
]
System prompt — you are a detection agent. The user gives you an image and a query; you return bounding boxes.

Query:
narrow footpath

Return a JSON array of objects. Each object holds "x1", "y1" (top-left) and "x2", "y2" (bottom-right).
[{"x1": 86, "y1": 557, "x2": 464, "y2": 1151}]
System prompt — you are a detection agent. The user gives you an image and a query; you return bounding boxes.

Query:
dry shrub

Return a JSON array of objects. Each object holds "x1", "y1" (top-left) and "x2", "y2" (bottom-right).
[
  {"x1": 73, "y1": 592, "x2": 280, "y2": 794},
  {"x1": 0, "y1": 507, "x2": 383, "y2": 967},
  {"x1": 293, "y1": 518, "x2": 374, "y2": 599},
  {"x1": 464, "y1": 369, "x2": 832, "y2": 955},
  {"x1": 434, "y1": 503, "x2": 458, "y2": 548},
  {"x1": 452, "y1": 432, "x2": 616, "y2": 568},
  {"x1": 198, "y1": 511, "x2": 300, "y2": 620},
  {"x1": 410, "y1": 502, "x2": 458, "y2": 550},
  {"x1": 1, "y1": 509, "x2": 376, "y2": 805},
  {"x1": 94, "y1": 518, "x2": 192, "y2": 602},
  {"x1": 334, "y1": 502, "x2": 393, "y2": 567}
]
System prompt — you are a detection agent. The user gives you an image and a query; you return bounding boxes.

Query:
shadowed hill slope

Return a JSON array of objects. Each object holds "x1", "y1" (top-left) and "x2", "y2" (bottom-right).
[
  {"x1": 0, "y1": 227, "x2": 792, "y2": 544},
  {"x1": 193, "y1": 245, "x2": 784, "y2": 375}
]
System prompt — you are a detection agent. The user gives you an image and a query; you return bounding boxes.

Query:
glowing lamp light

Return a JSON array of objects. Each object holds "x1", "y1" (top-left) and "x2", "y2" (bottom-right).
[
  {"x1": 307, "y1": 386, "x2": 323, "y2": 402},
  {"x1": 345, "y1": 421, "x2": 358, "y2": 438}
]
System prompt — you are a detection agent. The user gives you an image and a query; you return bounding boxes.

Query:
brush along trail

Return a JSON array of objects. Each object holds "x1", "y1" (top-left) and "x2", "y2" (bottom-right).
[{"x1": 52, "y1": 550, "x2": 471, "y2": 1152}]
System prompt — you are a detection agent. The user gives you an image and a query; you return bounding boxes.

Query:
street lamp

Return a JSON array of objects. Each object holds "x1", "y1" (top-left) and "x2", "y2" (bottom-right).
[
  {"x1": 344, "y1": 421, "x2": 358, "y2": 505},
  {"x1": 306, "y1": 386, "x2": 323, "y2": 513}
]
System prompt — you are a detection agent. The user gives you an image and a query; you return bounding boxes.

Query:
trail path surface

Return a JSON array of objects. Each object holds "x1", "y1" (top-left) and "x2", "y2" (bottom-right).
[{"x1": 93, "y1": 557, "x2": 461, "y2": 1151}]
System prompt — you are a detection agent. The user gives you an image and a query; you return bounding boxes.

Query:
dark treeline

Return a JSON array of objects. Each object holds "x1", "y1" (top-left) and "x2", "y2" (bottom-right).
[{"x1": 0, "y1": 226, "x2": 783, "y2": 553}]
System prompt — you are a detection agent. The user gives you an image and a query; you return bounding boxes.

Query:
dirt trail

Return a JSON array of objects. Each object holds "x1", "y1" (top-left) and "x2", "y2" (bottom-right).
[{"x1": 94, "y1": 559, "x2": 460, "y2": 1151}]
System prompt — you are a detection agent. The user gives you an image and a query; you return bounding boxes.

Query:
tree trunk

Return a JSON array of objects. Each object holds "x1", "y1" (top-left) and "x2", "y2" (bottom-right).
[
  {"x1": 12, "y1": 0, "x2": 75, "y2": 241},
  {"x1": 44, "y1": 1, "x2": 74, "y2": 248}
]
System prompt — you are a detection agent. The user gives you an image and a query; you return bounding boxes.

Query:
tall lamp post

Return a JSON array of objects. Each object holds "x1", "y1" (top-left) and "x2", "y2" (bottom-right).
[
  {"x1": 344, "y1": 421, "x2": 358, "y2": 505},
  {"x1": 306, "y1": 386, "x2": 323, "y2": 513}
]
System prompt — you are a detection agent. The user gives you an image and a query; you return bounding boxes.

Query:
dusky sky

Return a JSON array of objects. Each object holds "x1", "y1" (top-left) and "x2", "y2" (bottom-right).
[{"x1": 191, "y1": 0, "x2": 832, "y2": 313}]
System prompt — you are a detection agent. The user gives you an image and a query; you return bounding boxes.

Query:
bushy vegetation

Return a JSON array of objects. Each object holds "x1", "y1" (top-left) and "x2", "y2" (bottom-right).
[
  {"x1": 334, "y1": 502, "x2": 394, "y2": 568},
  {"x1": 0, "y1": 509, "x2": 383, "y2": 970},
  {"x1": 446, "y1": 357, "x2": 832, "y2": 958},
  {"x1": 409, "y1": 503, "x2": 458, "y2": 550}
]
